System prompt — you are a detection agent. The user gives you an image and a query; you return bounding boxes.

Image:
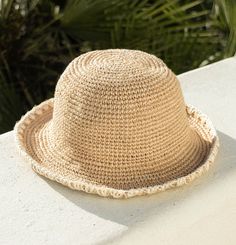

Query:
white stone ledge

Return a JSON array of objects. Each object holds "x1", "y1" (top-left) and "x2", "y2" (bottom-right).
[{"x1": 0, "y1": 57, "x2": 236, "y2": 245}]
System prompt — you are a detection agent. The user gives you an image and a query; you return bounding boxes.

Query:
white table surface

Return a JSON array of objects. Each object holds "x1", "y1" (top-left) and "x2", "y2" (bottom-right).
[{"x1": 0, "y1": 57, "x2": 236, "y2": 245}]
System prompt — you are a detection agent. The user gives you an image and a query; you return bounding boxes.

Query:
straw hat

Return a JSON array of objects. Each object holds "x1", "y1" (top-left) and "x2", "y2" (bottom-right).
[{"x1": 14, "y1": 49, "x2": 219, "y2": 198}]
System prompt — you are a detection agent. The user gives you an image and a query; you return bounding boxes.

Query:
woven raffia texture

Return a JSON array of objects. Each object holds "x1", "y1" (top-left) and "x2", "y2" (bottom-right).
[{"x1": 15, "y1": 49, "x2": 219, "y2": 198}]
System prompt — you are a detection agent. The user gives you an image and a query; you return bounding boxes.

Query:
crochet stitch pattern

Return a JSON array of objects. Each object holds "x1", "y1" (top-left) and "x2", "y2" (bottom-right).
[{"x1": 14, "y1": 49, "x2": 219, "y2": 198}]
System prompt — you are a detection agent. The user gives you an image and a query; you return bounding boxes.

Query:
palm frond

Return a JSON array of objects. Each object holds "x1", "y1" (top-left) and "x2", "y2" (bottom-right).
[{"x1": 213, "y1": 0, "x2": 236, "y2": 57}]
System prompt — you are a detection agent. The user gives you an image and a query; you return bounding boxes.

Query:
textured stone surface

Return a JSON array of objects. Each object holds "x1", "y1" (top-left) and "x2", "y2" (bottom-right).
[{"x1": 0, "y1": 57, "x2": 236, "y2": 245}]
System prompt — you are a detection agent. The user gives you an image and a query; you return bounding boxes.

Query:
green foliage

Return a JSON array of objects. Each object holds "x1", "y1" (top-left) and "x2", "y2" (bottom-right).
[
  {"x1": 61, "y1": 0, "x2": 222, "y2": 71},
  {"x1": 0, "y1": 0, "x2": 79, "y2": 133},
  {"x1": 0, "y1": 0, "x2": 235, "y2": 133},
  {"x1": 213, "y1": 0, "x2": 236, "y2": 57}
]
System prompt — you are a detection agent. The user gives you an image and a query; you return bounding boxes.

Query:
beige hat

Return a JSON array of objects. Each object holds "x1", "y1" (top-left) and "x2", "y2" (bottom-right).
[{"x1": 14, "y1": 49, "x2": 219, "y2": 198}]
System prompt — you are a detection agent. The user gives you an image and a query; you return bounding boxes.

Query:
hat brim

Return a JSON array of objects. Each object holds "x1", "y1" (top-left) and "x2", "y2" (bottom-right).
[{"x1": 14, "y1": 98, "x2": 219, "y2": 198}]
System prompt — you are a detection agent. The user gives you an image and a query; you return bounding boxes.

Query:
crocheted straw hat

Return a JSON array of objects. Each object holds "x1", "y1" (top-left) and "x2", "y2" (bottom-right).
[{"x1": 14, "y1": 49, "x2": 219, "y2": 199}]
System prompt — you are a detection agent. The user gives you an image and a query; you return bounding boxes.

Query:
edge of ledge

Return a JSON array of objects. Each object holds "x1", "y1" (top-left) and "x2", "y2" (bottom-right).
[{"x1": 177, "y1": 57, "x2": 236, "y2": 78}]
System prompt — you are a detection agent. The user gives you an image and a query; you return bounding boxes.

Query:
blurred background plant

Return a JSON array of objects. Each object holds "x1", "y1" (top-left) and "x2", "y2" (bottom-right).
[{"x1": 0, "y1": 0, "x2": 235, "y2": 133}]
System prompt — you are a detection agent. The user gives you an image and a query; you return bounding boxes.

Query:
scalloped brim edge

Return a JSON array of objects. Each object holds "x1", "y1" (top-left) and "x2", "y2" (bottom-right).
[{"x1": 14, "y1": 99, "x2": 219, "y2": 199}]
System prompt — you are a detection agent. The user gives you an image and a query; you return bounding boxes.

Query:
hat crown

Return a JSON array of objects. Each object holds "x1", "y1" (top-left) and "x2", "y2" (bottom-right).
[{"x1": 50, "y1": 49, "x2": 196, "y2": 189}]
